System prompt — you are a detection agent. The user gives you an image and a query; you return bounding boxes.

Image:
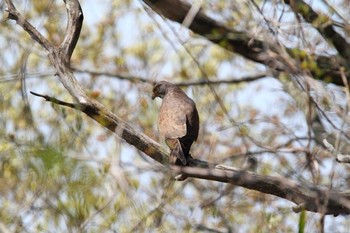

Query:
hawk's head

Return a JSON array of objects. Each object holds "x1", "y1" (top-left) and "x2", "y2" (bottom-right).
[{"x1": 152, "y1": 81, "x2": 174, "y2": 99}]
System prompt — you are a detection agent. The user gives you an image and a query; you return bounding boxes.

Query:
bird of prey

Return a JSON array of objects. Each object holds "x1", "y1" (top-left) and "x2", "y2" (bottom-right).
[{"x1": 152, "y1": 81, "x2": 199, "y2": 166}]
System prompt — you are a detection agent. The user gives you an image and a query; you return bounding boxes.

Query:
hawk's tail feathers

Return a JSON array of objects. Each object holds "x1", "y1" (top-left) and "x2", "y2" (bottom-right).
[{"x1": 170, "y1": 139, "x2": 187, "y2": 165}]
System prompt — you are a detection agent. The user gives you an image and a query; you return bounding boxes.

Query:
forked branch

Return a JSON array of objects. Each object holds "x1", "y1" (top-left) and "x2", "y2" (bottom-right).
[
  {"x1": 5, "y1": 0, "x2": 350, "y2": 216},
  {"x1": 4, "y1": 0, "x2": 168, "y2": 164}
]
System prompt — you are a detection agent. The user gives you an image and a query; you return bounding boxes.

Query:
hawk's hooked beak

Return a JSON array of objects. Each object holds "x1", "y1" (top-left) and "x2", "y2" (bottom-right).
[{"x1": 152, "y1": 92, "x2": 157, "y2": 100}]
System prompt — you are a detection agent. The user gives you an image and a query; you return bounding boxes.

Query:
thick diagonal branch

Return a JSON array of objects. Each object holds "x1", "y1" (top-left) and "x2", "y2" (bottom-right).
[
  {"x1": 30, "y1": 91, "x2": 169, "y2": 164},
  {"x1": 142, "y1": 0, "x2": 348, "y2": 87},
  {"x1": 29, "y1": 89, "x2": 350, "y2": 216},
  {"x1": 6, "y1": 0, "x2": 350, "y2": 216},
  {"x1": 144, "y1": 0, "x2": 278, "y2": 68},
  {"x1": 4, "y1": 1, "x2": 167, "y2": 162},
  {"x1": 4, "y1": 0, "x2": 87, "y2": 102}
]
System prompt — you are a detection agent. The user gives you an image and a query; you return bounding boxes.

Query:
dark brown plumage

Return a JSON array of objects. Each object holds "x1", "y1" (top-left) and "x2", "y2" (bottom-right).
[{"x1": 152, "y1": 81, "x2": 199, "y2": 165}]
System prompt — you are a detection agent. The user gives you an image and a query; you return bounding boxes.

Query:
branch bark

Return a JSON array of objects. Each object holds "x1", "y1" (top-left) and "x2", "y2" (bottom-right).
[
  {"x1": 4, "y1": 0, "x2": 168, "y2": 164},
  {"x1": 173, "y1": 165, "x2": 350, "y2": 216},
  {"x1": 60, "y1": 0, "x2": 84, "y2": 62},
  {"x1": 29, "y1": 90, "x2": 350, "y2": 216},
  {"x1": 142, "y1": 0, "x2": 349, "y2": 87},
  {"x1": 5, "y1": 0, "x2": 350, "y2": 216}
]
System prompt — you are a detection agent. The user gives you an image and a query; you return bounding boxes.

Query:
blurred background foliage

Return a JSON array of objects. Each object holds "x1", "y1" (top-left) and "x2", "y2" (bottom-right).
[{"x1": 1, "y1": 0, "x2": 350, "y2": 232}]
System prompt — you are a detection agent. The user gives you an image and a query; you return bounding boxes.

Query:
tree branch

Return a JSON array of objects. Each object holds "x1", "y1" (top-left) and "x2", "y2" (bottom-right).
[
  {"x1": 72, "y1": 66, "x2": 268, "y2": 86},
  {"x1": 285, "y1": 0, "x2": 350, "y2": 61},
  {"x1": 4, "y1": 1, "x2": 168, "y2": 163},
  {"x1": 72, "y1": 67, "x2": 152, "y2": 84},
  {"x1": 25, "y1": 92, "x2": 350, "y2": 216},
  {"x1": 4, "y1": 0, "x2": 87, "y2": 102},
  {"x1": 29, "y1": 91, "x2": 169, "y2": 165},
  {"x1": 172, "y1": 165, "x2": 350, "y2": 216},
  {"x1": 4, "y1": 0, "x2": 53, "y2": 52},
  {"x1": 60, "y1": 0, "x2": 84, "y2": 62},
  {"x1": 6, "y1": 0, "x2": 350, "y2": 216},
  {"x1": 142, "y1": 0, "x2": 349, "y2": 87},
  {"x1": 323, "y1": 139, "x2": 350, "y2": 163},
  {"x1": 144, "y1": 0, "x2": 278, "y2": 68},
  {"x1": 175, "y1": 73, "x2": 268, "y2": 86}
]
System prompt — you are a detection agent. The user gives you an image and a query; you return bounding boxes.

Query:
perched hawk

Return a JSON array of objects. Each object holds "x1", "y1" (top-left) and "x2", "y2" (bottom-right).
[{"x1": 152, "y1": 81, "x2": 199, "y2": 165}]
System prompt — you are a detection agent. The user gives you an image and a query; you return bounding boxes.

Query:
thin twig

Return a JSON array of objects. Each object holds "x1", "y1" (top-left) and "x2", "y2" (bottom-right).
[{"x1": 30, "y1": 91, "x2": 78, "y2": 109}]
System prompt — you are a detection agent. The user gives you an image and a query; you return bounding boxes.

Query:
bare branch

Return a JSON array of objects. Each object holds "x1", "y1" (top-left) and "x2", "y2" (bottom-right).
[
  {"x1": 181, "y1": 0, "x2": 201, "y2": 28},
  {"x1": 60, "y1": 0, "x2": 84, "y2": 62},
  {"x1": 72, "y1": 67, "x2": 153, "y2": 84},
  {"x1": 73, "y1": 66, "x2": 268, "y2": 86},
  {"x1": 30, "y1": 91, "x2": 78, "y2": 109},
  {"x1": 143, "y1": 0, "x2": 279, "y2": 68},
  {"x1": 29, "y1": 90, "x2": 350, "y2": 215},
  {"x1": 175, "y1": 73, "x2": 268, "y2": 86},
  {"x1": 323, "y1": 139, "x2": 350, "y2": 163},
  {"x1": 8, "y1": 0, "x2": 350, "y2": 217},
  {"x1": 4, "y1": 0, "x2": 88, "y2": 102},
  {"x1": 5, "y1": 0, "x2": 168, "y2": 165},
  {"x1": 4, "y1": 0, "x2": 53, "y2": 52},
  {"x1": 172, "y1": 165, "x2": 350, "y2": 216},
  {"x1": 336, "y1": 154, "x2": 350, "y2": 164},
  {"x1": 142, "y1": 0, "x2": 349, "y2": 87},
  {"x1": 29, "y1": 91, "x2": 169, "y2": 165}
]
